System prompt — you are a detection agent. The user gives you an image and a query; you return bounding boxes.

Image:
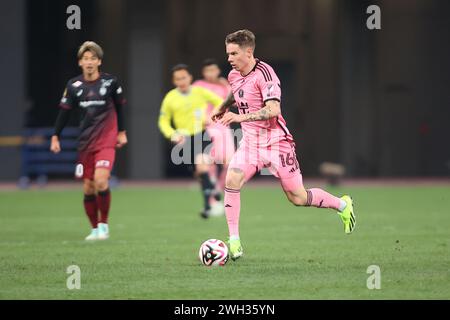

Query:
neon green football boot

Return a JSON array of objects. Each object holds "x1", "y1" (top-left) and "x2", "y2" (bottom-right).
[
  {"x1": 228, "y1": 238, "x2": 244, "y2": 261},
  {"x1": 339, "y1": 195, "x2": 356, "y2": 234}
]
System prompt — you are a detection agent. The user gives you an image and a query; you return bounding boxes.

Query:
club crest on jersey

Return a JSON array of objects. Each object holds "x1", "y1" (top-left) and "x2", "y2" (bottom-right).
[
  {"x1": 101, "y1": 79, "x2": 113, "y2": 87},
  {"x1": 100, "y1": 79, "x2": 112, "y2": 96},
  {"x1": 238, "y1": 89, "x2": 244, "y2": 98}
]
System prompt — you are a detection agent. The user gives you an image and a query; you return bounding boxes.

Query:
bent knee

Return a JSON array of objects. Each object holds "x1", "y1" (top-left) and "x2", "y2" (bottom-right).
[
  {"x1": 289, "y1": 196, "x2": 307, "y2": 206},
  {"x1": 195, "y1": 153, "x2": 213, "y2": 165},
  {"x1": 225, "y1": 168, "x2": 245, "y2": 190},
  {"x1": 286, "y1": 191, "x2": 308, "y2": 206},
  {"x1": 195, "y1": 163, "x2": 209, "y2": 174},
  {"x1": 94, "y1": 178, "x2": 109, "y2": 191},
  {"x1": 195, "y1": 154, "x2": 213, "y2": 174},
  {"x1": 83, "y1": 180, "x2": 96, "y2": 195}
]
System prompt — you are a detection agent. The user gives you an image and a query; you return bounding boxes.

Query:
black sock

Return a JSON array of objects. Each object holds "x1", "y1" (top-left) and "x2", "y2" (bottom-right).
[
  {"x1": 214, "y1": 192, "x2": 222, "y2": 201},
  {"x1": 199, "y1": 173, "x2": 215, "y2": 211},
  {"x1": 213, "y1": 165, "x2": 223, "y2": 201}
]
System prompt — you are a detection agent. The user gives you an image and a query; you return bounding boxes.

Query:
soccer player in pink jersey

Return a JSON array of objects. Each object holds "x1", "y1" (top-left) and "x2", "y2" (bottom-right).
[
  {"x1": 193, "y1": 59, "x2": 235, "y2": 198},
  {"x1": 212, "y1": 30, "x2": 356, "y2": 260}
]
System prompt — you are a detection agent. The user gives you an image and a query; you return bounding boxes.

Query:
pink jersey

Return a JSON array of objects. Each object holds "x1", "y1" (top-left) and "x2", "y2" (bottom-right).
[
  {"x1": 193, "y1": 79, "x2": 230, "y2": 100},
  {"x1": 228, "y1": 59, "x2": 294, "y2": 147},
  {"x1": 193, "y1": 79, "x2": 230, "y2": 116},
  {"x1": 193, "y1": 79, "x2": 235, "y2": 163}
]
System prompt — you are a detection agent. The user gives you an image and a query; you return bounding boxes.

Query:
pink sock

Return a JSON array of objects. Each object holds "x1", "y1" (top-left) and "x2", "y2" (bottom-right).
[
  {"x1": 306, "y1": 188, "x2": 341, "y2": 210},
  {"x1": 224, "y1": 187, "x2": 240, "y2": 237}
]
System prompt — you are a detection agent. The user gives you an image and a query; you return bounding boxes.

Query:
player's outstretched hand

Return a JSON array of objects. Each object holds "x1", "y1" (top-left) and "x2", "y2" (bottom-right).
[
  {"x1": 220, "y1": 112, "x2": 242, "y2": 126},
  {"x1": 50, "y1": 135, "x2": 61, "y2": 154},
  {"x1": 116, "y1": 131, "x2": 128, "y2": 149}
]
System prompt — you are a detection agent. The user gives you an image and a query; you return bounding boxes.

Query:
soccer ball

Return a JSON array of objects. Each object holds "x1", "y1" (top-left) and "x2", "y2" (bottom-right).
[{"x1": 198, "y1": 239, "x2": 229, "y2": 266}]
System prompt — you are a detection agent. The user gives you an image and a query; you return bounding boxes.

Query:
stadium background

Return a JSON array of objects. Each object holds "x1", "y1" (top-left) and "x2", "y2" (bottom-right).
[{"x1": 1, "y1": 0, "x2": 449, "y2": 181}]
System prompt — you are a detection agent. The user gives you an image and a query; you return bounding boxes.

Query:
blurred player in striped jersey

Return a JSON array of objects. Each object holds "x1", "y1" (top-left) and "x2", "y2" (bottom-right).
[
  {"x1": 158, "y1": 64, "x2": 225, "y2": 218},
  {"x1": 212, "y1": 30, "x2": 356, "y2": 260},
  {"x1": 50, "y1": 41, "x2": 128, "y2": 241},
  {"x1": 193, "y1": 59, "x2": 235, "y2": 200}
]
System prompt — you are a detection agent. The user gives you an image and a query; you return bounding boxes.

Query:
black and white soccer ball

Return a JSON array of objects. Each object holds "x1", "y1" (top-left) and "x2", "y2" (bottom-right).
[{"x1": 198, "y1": 239, "x2": 229, "y2": 266}]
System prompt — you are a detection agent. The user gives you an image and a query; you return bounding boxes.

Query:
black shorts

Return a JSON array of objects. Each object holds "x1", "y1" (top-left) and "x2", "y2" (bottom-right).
[{"x1": 179, "y1": 131, "x2": 212, "y2": 166}]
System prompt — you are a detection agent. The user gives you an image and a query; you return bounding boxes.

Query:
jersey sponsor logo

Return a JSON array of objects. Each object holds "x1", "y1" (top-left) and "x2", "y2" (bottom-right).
[
  {"x1": 72, "y1": 81, "x2": 83, "y2": 88},
  {"x1": 95, "y1": 160, "x2": 110, "y2": 168},
  {"x1": 79, "y1": 100, "x2": 106, "y2": 108},
  {"x1": 267, "y1": 84, "x2": 274, "y2": 97},
  {"x1": 75, "y1": 164, "x2": 84, "y2": 178}
]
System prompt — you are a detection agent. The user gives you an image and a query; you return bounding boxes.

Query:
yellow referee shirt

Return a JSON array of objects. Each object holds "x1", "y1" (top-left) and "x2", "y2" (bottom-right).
[{"x1": 158, "y1": 86, "x2": 223, "y2": 139}]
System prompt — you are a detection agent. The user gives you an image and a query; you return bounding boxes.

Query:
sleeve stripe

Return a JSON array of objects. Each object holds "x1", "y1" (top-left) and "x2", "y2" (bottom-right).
[
  {"x1": 264, "y1": 98, "x2": 280, "y2": 103},
  {"x1": 256, "y1": 65, "x2": 270, "y2": 82},
  {"x1": 261, "y1": 63, "x2": 273, "y2": 81},
  {"x1": 258, "y1": 63, "x2": 273, "y2": 81}
]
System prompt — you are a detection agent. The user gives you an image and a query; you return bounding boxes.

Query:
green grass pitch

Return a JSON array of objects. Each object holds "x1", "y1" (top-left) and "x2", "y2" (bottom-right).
[{"x1": 0, "y1": 184, "x2": 449, "y2": 299}]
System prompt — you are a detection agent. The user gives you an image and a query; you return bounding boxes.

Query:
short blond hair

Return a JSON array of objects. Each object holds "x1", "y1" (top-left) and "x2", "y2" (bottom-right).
[
  {"x1": 77, "y1": 41, "x2": 104, "y2": 60},
  {"x1": 225, "y1": 29, "x2": 256, "y2": 49}
]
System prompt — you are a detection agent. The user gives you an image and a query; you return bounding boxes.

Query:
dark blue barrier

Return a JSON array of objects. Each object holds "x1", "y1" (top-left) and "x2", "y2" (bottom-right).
[{"x1": 19, "y1": 127, "x2": 79, "y2": 188}]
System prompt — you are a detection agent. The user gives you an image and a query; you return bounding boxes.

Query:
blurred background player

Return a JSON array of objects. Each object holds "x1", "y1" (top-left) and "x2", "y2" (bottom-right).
[
  {"x1": 158, "y1": 64, "x2": 224, "y2": 218},
  {"x1": 50, "y1": 41, "x2": 128, "y2": 241},
  {"x1": 212, "y1": 30, "x2": 356, "y2": 260},
  {"x1": 193, "y1": 59, "x2": 235, "y2": 201}
]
